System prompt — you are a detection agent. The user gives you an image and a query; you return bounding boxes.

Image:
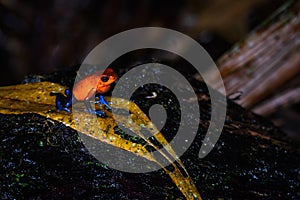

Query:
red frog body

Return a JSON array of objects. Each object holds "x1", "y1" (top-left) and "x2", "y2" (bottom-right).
[
  {"x1": 51, "y1": 68, "x2": 118, "y2": 117},
  {"x1": 73, "y1": 68, "x2": 117, "y2": 101}
]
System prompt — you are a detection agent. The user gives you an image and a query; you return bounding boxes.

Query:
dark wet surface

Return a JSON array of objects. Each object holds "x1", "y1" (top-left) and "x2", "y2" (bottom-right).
[{"x1": 0, "y1": 63, "x2": 299, "y2": 199}]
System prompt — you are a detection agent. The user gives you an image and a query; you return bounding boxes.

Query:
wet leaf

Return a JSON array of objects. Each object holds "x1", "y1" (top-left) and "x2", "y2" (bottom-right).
[{"x1": 0, "y1": 81, "x2": 201, "y2": 199}]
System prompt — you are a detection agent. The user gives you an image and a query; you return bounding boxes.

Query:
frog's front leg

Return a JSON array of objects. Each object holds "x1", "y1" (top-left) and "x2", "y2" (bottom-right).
[
  {"x1": 84, "y1": 101, "x2": 106, "y2": 117},
  {"x1": 95, "y1": 94, "x2": 112, "y2": 110},
  {"x1": 84, "y1": 88, "x2": 106, "y2": 117}
]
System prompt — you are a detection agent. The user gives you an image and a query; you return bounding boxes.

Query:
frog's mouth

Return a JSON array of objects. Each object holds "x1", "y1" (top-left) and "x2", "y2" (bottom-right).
[{"x1": 96, "y1": 84, "x2": 111, "y2": 93}]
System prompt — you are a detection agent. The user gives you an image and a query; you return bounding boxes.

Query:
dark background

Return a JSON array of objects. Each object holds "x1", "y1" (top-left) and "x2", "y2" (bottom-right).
[{"x1": 0, "y1": 0, "x2": 285, "y2": 85}]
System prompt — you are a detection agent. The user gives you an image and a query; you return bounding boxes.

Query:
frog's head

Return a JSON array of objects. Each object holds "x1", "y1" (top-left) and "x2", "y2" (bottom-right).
[{"x1": 100, "y1": 68, "x2": 118, "y2": 86}]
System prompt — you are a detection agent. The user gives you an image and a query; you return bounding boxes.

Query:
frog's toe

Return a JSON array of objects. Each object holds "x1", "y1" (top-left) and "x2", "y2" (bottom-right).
[
  {"x1": 62, "y1": 107, "x2": 71, "y2": 113},
  {"x1": 104, "y1": 103, "x2": 112, "y2": 110},
  {"x1": 56, "y1": 106, "x2": 70, "y2": 113},
  {"x1": 85, "y1": 107, "x2": 106, "y2": 117},
  {"x1": 93, "y1": 110, "x2": 106, "y2": 117}
]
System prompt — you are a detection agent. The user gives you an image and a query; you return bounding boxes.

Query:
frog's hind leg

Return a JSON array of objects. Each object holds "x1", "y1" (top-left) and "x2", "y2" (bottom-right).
[{"x1": 50, "y1": 89, "x2": 72, "y2": 113}]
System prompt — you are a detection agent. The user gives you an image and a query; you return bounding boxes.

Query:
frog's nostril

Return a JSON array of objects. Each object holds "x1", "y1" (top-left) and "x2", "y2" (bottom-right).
[{"x1": 101, "y1": 76, "x2": 109, "y2": 82}]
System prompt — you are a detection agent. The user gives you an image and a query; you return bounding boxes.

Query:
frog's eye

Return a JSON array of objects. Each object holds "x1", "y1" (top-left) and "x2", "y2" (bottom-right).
[{"x1": 101, "y1": 76, "x2": 109, "y2": 82}]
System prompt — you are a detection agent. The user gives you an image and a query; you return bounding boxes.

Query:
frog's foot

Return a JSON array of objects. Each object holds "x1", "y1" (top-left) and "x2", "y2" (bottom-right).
[
  {"x1": 94, "y1": 110, "x2": 106, "y2": 118},
  {"x1": 85, "y1": 109, "x2": 106, "y2": 117},
  {"x1": 57, "y1": 107, "x2": 71, "y2": 113},
  {"x1": 55, "y1": 99, "x2": 71, "y2": 113},
  {"x1": 95, "y1": 95, "x2": 112, "y2": 110},
  {"x1": 84, "y1": 100, "x2": 107, "y2": 117}
]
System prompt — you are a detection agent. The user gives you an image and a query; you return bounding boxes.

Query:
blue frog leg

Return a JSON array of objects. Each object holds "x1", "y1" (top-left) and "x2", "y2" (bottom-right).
[
  {"x1": 50, "y1": 89, "x2": 72, "y2": 113},
  {"x1": 95, "y1": 94, "x2": 112, "y2": 110}
]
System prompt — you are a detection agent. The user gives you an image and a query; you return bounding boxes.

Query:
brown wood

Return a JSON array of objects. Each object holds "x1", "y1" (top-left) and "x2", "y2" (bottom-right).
[{"x1": 200, "y1": 1, "x2": 300, "y2": 116}]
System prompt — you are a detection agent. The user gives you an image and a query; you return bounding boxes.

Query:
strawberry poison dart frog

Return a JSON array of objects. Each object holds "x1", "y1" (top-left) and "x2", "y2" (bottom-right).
[{"x1": 51, "y1": 68, "x2": 118, "y2": 117}]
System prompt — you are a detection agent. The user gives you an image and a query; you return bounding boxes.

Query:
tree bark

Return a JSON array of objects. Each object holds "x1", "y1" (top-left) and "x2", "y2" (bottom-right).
[{"x1": 202, "y1": 0, "x2": 300, "y2": 116}]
